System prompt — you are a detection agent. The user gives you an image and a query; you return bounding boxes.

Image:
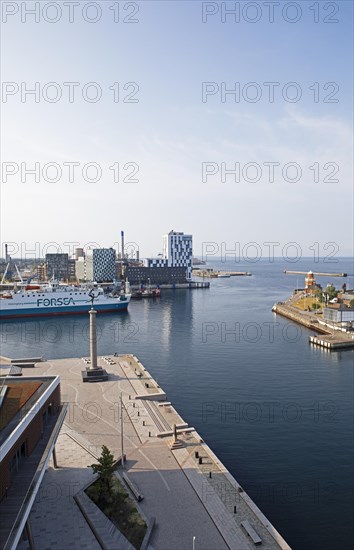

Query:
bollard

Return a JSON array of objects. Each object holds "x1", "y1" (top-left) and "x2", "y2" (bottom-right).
[
  {"x1": 143, "y1": 420, "x2": 145, "y2": 426},
  {"x1": 195, "y1": 451, "x2": 199, "y2": 458},
  {"x1": 209, "y1": 472, "x2": 212, "y2": 479},
  {"x1": 133, "y1": 403, "x2": 135, "y2": 408},
  {"x1": 149, "y1": 431, "x2": 151, "y2": 437},
  {"x1": 234, "y1": 505, "x2": 237, "y2": 514},
  {"x1": 138, "y1": 411, "x2": 140, "y2": 416}
]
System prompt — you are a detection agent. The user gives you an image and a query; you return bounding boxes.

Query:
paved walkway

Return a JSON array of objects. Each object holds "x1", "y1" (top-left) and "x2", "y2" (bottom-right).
[
  {"x1": 17, "y1": 354, "x2": 291, "y2": 550},
  {"x1": 18, "y1": 433, "x2": 100, "y2": 550},
  {"x1": 0, "y1": 415, "x2": 59, "y2": 549}
]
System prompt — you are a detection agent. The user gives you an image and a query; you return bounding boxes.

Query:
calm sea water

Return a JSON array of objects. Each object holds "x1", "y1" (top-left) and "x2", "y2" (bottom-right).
[{"x1": 1, "y1": 258, "x2": 353, "y2": 550}]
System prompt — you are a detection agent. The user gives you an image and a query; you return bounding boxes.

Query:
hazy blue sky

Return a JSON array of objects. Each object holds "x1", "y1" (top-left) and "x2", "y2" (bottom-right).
[{"x1": 1, "y1": 0, "x2": 353, "y2": 258}]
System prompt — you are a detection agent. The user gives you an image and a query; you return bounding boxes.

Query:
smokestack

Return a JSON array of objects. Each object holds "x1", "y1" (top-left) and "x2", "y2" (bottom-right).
[
  {"x1": 5, "y1": 244, "x2": 8, "y2": 262},
  {"x1": 121, "y1": 231, "x2": 125, "y2": 260}
]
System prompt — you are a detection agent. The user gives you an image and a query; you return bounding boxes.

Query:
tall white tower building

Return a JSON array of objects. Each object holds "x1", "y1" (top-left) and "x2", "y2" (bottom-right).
[{"x1": 163, "y1": 230, "x2": 193, "y2": 280}]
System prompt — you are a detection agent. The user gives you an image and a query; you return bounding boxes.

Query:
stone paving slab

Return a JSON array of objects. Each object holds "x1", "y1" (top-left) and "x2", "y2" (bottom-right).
[
  {"x1": 172, "y1": 447, "x2": 253, "y2": 550},
  {"x1": 16, "y1": 354, "x2": 291, "y2": 550},
  {"x1": 18, "y1": 433, "x2": 100, "y2": 550},
  {"x1": 124, "y1": 441, "x2": 229, "y2": 550}
]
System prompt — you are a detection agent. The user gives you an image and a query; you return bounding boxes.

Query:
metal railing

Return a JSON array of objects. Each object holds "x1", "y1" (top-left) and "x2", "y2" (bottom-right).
[{"x1": 3, "y1": 403, "x2": 68, "y2": 550}]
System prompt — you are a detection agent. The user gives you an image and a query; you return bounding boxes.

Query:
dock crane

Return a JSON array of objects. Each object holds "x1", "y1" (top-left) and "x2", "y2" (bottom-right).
[{"x1": 1, "y1": 262, "x2": 23, "y2": 285}]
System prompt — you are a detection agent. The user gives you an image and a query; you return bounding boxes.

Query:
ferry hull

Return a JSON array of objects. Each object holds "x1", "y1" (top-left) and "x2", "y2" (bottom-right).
[{"x1": 0, "y1": 301, "x2": 129, "y2": 320}]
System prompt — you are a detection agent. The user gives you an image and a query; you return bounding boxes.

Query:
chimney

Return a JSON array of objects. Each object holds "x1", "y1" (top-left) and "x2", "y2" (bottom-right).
[{"x1": 121, "y1": 231, "x2": 125, "y2": 260}]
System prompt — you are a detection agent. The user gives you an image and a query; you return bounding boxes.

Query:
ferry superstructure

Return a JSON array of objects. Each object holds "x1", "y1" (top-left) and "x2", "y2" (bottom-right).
[{"x1": 0, "y1": 281, "x2": 131, "y2": 319}]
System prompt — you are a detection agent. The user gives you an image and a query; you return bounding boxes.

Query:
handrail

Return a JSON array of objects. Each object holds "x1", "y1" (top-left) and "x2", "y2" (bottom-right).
[{"x1": 3, "y1": 403, "x2": 68, "y2": 550}]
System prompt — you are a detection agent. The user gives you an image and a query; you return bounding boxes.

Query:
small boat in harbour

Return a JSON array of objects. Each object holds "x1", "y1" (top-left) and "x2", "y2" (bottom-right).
[{"x1": 141, "y1": 288, "x2": 161, "y2": 298}]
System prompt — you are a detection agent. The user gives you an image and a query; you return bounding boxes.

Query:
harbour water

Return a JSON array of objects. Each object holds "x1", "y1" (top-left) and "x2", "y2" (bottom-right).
[{"x1": 1, "y1": 258, "x2": 353, "y2": 550}]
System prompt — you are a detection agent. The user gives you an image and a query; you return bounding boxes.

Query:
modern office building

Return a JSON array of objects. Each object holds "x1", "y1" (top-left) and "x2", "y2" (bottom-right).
[
  {"x1": 68, "y1": 259, "x2": 77, "y2": 282},
  {"x1": 75, "y1": 248, "x2": 84, "y2": 260},
  {"x1": 144, "y1": 257, "x2": 168, "y2": 268},
  {"x1": 36, "y1": 263, "x2": 47, "y2": 281},
  {"x1": 144, "y1": 230, "x2": 193, "y2": 281},
  {"x1": 162, "y1": 231, "x2": 193, "y2": 279},
  {"x1": 126, "y1": 266, "x2": 189, "y2": 286},
  {"x1": 75, "y1": 248, "x2": 116, "y2": 282},
  {"x1": 75, "y1": 255, "x2": 93, "y2": 282},
  {"x1": 93, "y1": 248, "x2": 116, "y2": 282},
  {"x1": 45, "y1": 253, "x2": 69, "y2": 281}
]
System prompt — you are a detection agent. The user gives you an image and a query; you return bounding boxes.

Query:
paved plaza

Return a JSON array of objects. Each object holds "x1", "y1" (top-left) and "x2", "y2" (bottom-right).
[{"x1": 16, "y1": 354, "x2": 291, "y2": 550}]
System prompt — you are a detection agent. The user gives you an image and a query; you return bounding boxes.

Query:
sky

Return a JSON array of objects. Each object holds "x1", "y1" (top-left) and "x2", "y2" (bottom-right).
[{"x1": 1, "y1": 0, "x2": 353, "y2": 259}]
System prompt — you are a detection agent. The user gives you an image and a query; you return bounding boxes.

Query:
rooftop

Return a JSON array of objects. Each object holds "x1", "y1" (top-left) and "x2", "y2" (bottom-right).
[{"x1": 0, "y1": 376, "x2": 58, "y2": 449}]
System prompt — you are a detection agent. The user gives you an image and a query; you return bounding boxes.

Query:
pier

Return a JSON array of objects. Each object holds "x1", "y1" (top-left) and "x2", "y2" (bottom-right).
[
  {"x1": 15, "y1": 354, "x2": 291, "y2": 550},
  {"x1": 284, "y1": 271, "x2": 347, "y2": 277},
  {"x1": 193, "y1": 269, "x2": 252, "y2": 278},
  {"x1": 309, "y1": 335, "x2": 354, "y2": 350},
  {"x1": 272, "y1": 303, "x2": 354, "y2": 350}
]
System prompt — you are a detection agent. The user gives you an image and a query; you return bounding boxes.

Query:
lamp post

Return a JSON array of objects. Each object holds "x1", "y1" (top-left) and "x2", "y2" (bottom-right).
[{"x1": 120, "y1": 392, "x2": 125, "y2": 468}]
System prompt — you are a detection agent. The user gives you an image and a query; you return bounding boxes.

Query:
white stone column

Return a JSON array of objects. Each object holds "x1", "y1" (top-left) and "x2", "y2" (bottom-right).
[{"x1": 89, "y1": 308, "x2": 98, "y2": 370}]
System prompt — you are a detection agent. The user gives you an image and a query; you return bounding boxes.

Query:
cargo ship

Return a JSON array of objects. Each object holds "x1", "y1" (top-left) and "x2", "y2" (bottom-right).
[{"x1": 0, "y1": 280, "x2": 131, "y2": 319}]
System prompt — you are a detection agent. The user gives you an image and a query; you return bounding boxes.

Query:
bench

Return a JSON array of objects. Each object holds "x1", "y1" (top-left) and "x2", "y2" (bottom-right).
[
  {"x1": 122, "y1": 472, "x2": 144, "y2": 502},
  {"x1": 104, "y1": 357, "x2": 116, "y2": 365},
  {"x1": 241, "y1": 520, "x2": 262, "y2": 546},
  {"x1": 12, "y1": 362, "x2": 35, "y2": 368},
  {"x1": 9, "y1": 366, "x2": 22, "y2": 376}
]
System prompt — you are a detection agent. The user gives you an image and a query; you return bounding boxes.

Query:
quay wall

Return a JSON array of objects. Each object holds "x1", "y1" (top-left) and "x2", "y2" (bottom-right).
[{"x1": 272, "y1": 304, "x2": 329, "y2": 334}]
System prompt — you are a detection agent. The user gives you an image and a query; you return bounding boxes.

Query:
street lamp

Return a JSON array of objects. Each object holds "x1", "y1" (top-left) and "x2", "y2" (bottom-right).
[{"x1": 120, "y1": 392, "x2": 125, "y2": 468}]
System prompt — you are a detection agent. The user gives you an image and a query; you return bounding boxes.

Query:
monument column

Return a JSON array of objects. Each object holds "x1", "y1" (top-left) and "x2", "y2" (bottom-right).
[
  {"x1": 82, "y1": 304, "x2": 107, "y2": 381},
  {"x1": 89, "y1": 308, "x2": 98, "y2": 370}
]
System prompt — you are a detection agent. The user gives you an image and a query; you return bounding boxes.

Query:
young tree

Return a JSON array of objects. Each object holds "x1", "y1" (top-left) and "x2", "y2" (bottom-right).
[
  {"x1": 326, "y1": 284, "x2": 338, "y2": 300},
  {"x1": 89, "y1": 445, "x2": 116, "y2": 497}
]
